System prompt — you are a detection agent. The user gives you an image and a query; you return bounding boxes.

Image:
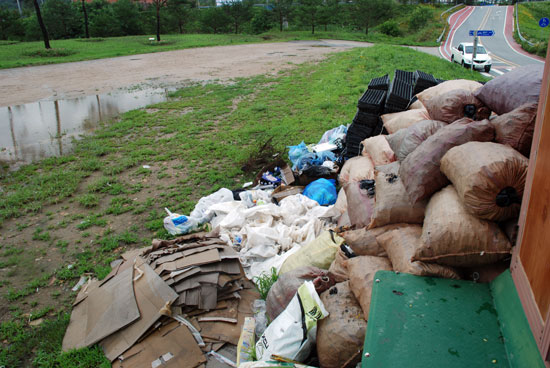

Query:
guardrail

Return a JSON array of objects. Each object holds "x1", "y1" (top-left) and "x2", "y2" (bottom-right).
[
  {"x1": 515, "y1": 2, "x2": 535, "y2": 46},
  {"x1": 437, "y1": 3, "x2": 464, "y2": 43}
]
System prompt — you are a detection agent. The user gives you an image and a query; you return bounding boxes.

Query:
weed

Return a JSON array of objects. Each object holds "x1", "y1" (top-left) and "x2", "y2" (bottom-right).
[
  {"x1": 33, "y1": 228, "x2": 51, "y2": 242},
  {"x1": 76, "y1": 214, "x2": 107, "y2": 230},
  {"x1": 253, "y1": 267, "x2": 278, "y2": 300},
  {"x1": 78, "y1": 193, "x2": 100, "y2": 208},
  {"x1": 105, "y1": 197, "x2": 134, "y2": 215}
]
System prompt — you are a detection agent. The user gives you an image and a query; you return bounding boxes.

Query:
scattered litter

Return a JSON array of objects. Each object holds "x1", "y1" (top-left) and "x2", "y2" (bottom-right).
[
  {"x1": 142, "y1": 165, "x2": 151, "y2": 169},
  {"x1": 71, "y1": 275, "x2": 88, "y2": 292},
  {"x1": 207, "y1": 350, "x2": 237, "y2": 367}
]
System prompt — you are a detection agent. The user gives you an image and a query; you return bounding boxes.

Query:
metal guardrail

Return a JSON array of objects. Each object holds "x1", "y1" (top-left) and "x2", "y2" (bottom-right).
[
  {"x1": 437, "y1": 3, "x2": 464, "y2": 43},
  {"x1": 515, "y1": 2, "x2": 535, "y2": 46}
]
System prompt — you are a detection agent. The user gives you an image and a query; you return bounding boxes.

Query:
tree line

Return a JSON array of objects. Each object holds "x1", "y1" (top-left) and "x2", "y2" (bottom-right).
[{"x1": 0, "y1": 0, "x2": 454, "y2": 44}]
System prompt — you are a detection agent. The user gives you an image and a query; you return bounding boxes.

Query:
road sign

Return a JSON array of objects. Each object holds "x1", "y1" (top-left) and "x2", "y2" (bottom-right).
[
  {"x1": 540, "y1": 17, "x2": 549, "y2": 28},
  {"x1": 469, "y1": 30, "x2": 495, "y2": 36}
]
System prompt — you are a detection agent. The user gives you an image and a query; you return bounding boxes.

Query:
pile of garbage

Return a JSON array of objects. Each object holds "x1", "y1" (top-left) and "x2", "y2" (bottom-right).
[{"x1": 62, "y1": 64, "x2": 543, "y2": 368}]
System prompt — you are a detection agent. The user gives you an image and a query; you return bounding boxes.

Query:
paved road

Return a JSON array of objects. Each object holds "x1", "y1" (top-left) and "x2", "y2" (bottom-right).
[{"x1": 441, "y1": 5, "x2": 544, "y2": 77}]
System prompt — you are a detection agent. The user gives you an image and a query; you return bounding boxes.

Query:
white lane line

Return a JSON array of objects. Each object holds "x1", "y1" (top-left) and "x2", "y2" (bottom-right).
[
  {"x1": 481, "y1": 72, "x2": 493, "y2": 78},
  {"x1": 448, "y1": 7, "x2": 475, "y2": 58},
  {"x1": 502, "y1": 6, "x2": 544, "y2": 64},
  {"x1": 492, "y1": 69, "x2": 504, "y2": 75}
]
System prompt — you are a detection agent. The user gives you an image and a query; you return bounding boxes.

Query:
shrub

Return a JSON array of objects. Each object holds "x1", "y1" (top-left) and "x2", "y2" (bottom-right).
[
  {"x1": 380, "y1": 20, "x2": 401, "y2": 37},
  {"x1": 409, "y1": 7, "x2": 432, "y2": 31}
]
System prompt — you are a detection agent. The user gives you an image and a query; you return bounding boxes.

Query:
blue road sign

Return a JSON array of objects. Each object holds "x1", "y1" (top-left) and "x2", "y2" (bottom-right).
[
  {"x1": 469, "y1": 30, "x2": 495, "y2": 36},
  {"x1": 540, "y1": 17, "x2": 549, "y2": 28}
]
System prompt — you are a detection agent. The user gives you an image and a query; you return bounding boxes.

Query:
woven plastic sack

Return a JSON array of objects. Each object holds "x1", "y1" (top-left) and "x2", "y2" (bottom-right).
[
  {"x1": 420, "y1": 89, "x2": 491, "y2": 124},
  {"x1": 266, "y1": 266, "x2": 329, "y2": 322},
  {"x1": 416, "y1": 79, "x2": 483, "y2": 101},
  {"x1": 491, "y1": 102, "x2": 538, "y2": 157},
  {"x1": 368, "y1": 162, "x2": 426, "y2": 229},
  {"x1": 440, "y1": 142, "x2": 528, "y2": 221},
  {"x1": 279, "y1": 230, "x2": 345, "y2": 275},
  {"x1": 328, "y1": 249, "x2": 349, "y2": 283},
  {"x1": 303, "y1": 178, "x2": 337, "y2": 206},
  {"x1": 396, "y1": 119, "x2": 446, "y2": 161},
  {"x1": 317, "y1": 282, "x2": 367, "y2": 368},
  {"x1": 338, "y1": 155, "x2": 375, "y2": 186},
  {"x1": 347, "y1": 255, "x2": 392, "y2": 319},
  {"x1": 474, "y1": 64, "x2": 543, "y2": 115},
  {"x1": 381, "y1": 109, "x2": 430, "y2": 134},
  {"x1": 399, "y1": 118, "x2": 495, "y2": 203},
  {"x1": 361, "y1": 135, "x2": 397, "y2": 166},
  {"x1": 414, "y1": 186, "x2": 511, "y2": 267},
  {"x1": 376, "y1": 225, "x2": 460, "y2": 279},
  {"x1": 340, "y1": 225, "x2": 402, "y2": 257},
  {"x1": 344, "y1": 181, "x2": 375, "y2": 228},
  {"x1": 385, "y1": 129, "x2": 408, "y2": 156}
]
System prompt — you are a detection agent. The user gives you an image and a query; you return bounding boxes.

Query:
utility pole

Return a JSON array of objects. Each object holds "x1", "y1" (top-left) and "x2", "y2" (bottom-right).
[
  {"x1": 16, "y1": 0, "x2": 22, "y2": 15},
  {"x1": 472, "y1": 35, "x2": 478, "y2": 71}
]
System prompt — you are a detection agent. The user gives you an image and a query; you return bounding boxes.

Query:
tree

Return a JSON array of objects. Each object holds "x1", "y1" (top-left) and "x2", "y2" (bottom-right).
[
  {"x1": 32, "y1": 0, "x2": 50, "y2": 48},
  {"x1": 112, "y1": 0, "x2": 143, "y2": 35},
  {"x1": 352, "y1": 0, "x2": 394, "y2": 34},
  {"x1": 200, "y1": 6, "x2": 230, "y2": 33},
  {"x1": 297, "y1": 0, "x2": 322, "y2": 34},
  {"x1": 151, "y1": 0, "x2": 167, "y2": 40},
  {"x1": 0, "y1": 6, "x2": 25, "y2": 40},
  {"x1": 272, "y1": 0, "x2": 292, "y2": 31},
  {"x1": 88, "y1": 2, "x2": 121, "y2": 37},
  {"x1": 318, "y1": 0, "x2": 339, "y2": 31},
  {"x1": 222, "y1": 0, "x2": 253, "y2": 34},
  {"x1": 81, "y1": 0, "x2": 89, "y2": 38},
  {"x1": 167, "y1": 0, "x2": 192, "y2": 34},
  {"x1": 42, "y1": 0, "x2": 81, "y2": 39}
]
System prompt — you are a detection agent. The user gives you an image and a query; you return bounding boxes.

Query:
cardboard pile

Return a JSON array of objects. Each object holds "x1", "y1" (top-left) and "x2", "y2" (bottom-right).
[{"x1": 62, "y1": 231, "x2": 259, "y2": 368}]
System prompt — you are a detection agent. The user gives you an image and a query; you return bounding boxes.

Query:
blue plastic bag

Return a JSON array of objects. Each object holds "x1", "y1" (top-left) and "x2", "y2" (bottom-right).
[
  {"x1": 288, "y1": 142, "x2": 309, "y2": 168},
  {"x1": 303, "y1": 178, "x2": 337, "y2": 206},
  {"x1": 294, "y1": 151, "x2": 337, "y2": 172}
]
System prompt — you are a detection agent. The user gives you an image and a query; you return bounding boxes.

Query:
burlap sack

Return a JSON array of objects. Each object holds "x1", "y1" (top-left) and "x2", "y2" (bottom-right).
[
  {"x1": 340, "y1": 224, "x2": 403, "y2": 257},
  {"x1": 317, "y1": 282, "x2": 366, "y2": 368},
  {"x1": 396, "y1": 119, "x2": 447, "y2": 161},
  {"x1": 399, "y1": 118, "x2": 495, "y2": 203},
  {"x1": 381, "y1": 109, "x2": 430, "y2": 134},
  {"x1": 344, "y1": 181, "x2": 375, "y2": 228},
  {"x1": 441, "y1": 142, "x2": 528, "y2": 221},
  {"x1": 414, "y1": 186, "x2": 511, "y2": 267},
  {"x1": 328, "y1": 249, "x2": 349, "y2": 282},
  {"x1": 361, "y1": 135, "x2": 397, "y2": 166},
  {"x1": 376, "y1": 225, "x2": 460, "y2": 279},
  {"x1": 420, "y1": 89, "x2": 491, "y2": 124},
  {"x1": 339, "y1": 155, "x2": 375, "y2": 186},
  {"x1": 368, "y1": 162, "x2": 426, "y2": 229},
  {"x1": 491, "y1": 102, "x2": 538, "y2": 157},
  {"x1": 347, "y1": 256, "x2": 392, "y2": 319},
  {"x1": 475, "y1": 64, "x2": 543, "y2": 115},
  {"x1": 408, "y1": 99, "x2": 425, "y2": 110},
  {"x1": 416, "y1": 79, "x2": 483, "y2": 101},
  {"x1": 386, "y1": 129, "x2": 408, "y2": 156},
  {"x1": 334, "y1": 188, "x2": 348, "y2": 214}
]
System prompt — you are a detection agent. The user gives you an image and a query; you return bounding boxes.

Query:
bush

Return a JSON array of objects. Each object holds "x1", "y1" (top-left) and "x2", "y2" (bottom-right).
[
  {"x1": 409, "y1": 7, "x2": 432, "y2": 31},
  {"x1": 380, "y1": 20, "x2": 401, "y2": 37}
]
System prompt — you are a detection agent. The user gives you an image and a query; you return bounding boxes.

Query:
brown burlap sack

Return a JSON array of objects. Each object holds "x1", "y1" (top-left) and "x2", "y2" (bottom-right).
[
  {"x1": 347, "y1": 256, "x2": 392, "y2": 319},
  {"x1": 368, "y1": 162, "x2": 426, "y2": 229},
  {"x1": 339, "y1": 155, "x2": 375, "y2": 186},
  {"x1": 376, "y1": 224, "x2": 460, "y2": 279},
  {"x1": 361, "y1": 135, "x2": 397, "y2": 166},
  {"x1": 475, "y1": 64, "x2": 543, "y2": 115},
  {"x1": 416, "y1": 79, "x2": 483, "y2": 101},
  {"x1": 414, "y1": 186, "x2": 511, "y2": 267},
  {"x1": 317, "y1": 281, "x2": 366, "y2": 368},
  {"x1": 491, "y1": 102, "x2": 538, "y2": 157},
  {"x1": 340, "y1": 224, "x2": 403, "y2": 257},
  {"x1": 399, "y1": 118, "x2": 495, "y2": 203},
  {"x1": 381, "y1": 109, "x2": 430, "y2": 134},
  {"x1": 334, "y1": 188, "x2": 348, "y2": 214},
  {"x1": 441, "y1": 142, "x2": 528, "y2": 221},
  {"x1": 396, "y1": 119, "x2": 447, "y2": 161},
  {"x1": 328, "y1": 249, "x2": 349, "y2": 282},
  {"x1": 344, "y1": 181, "x2": 375, "y2": 228},
  {"x1": 386, "y1": 129, "x2": 408, "y2": 156},
  {"x1": 420, "y1": 89, "x2": 491, "y2": 124},
  {"x1": 408, "y1": 99, "x2": 425, "y2": 110}
]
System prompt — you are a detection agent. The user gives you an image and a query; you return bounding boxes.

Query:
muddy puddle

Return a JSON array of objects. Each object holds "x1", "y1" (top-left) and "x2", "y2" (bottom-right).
[{"x1": 0, "y1": 87, "x2": 171, "y2": 170}]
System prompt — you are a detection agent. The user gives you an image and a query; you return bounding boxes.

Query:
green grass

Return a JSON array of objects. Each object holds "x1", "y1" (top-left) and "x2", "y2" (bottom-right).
[
  {"x1": 253, "y1": 267, "x2": 279, "y2": 300},
  {"x1": 516, "y1": 2, "x2": 550, "y2": 57},
  {"x1": 0, "y1": 44, "x2": 487, "y2": 365}
]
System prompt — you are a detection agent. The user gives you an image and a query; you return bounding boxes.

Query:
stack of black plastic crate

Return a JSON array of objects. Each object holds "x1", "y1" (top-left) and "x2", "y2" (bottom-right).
[
  {"x1": 413, "y1": 70, "x2": 439, "y2": 96},
  {"x1": 343, "y1": 75, "x2": 389, "y2": 159},
  {"x1": 384, "y1": 70, "x2": 415, "y2": 114}
]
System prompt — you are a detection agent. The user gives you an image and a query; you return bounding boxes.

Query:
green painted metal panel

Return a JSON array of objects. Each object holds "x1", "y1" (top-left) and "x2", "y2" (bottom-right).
[
  {"x1": 362, "y1": 271, "x2": 509, "y2": 368},
  {"x1": 491, "y1": 270, "x2": 545, "y2": 368}
]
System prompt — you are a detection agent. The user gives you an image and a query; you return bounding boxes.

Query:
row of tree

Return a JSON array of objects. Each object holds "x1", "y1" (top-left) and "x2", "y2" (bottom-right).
[{"x1": 0, "y1": 0, "x2": 446, "y2": 45}]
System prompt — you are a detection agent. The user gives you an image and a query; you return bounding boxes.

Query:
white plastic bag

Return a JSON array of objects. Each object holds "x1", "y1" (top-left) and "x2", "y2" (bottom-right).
[
  {"x1": 255, "y1": 281, "x2": 329, "y2": 362},
  {"x1": 163, "y1": 208, "x2": 199, "y2": 236},
  {"x1": 190, "y1": 188, "x2": 234, "y2": 224}
]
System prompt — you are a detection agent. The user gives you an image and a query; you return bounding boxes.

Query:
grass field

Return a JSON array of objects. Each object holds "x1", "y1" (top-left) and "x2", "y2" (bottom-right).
[
  {"x1": 516, "y1": 2, "x2": 550, "y2": 57},
  {"x1": 0, "y1": 4, "x2": 453, "y2": 69},
  {"x1": 0, "y1": 45, "x2": 487, "y2": 366}
]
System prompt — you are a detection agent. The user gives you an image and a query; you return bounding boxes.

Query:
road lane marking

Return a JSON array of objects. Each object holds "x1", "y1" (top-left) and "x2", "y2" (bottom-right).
[
  {"x1": 481, "y1": 72, "x2": 493, "y2": 77},
  {"x1": 502, "y1": 6, "x2": 544, "y2": 64},
  {"x1": 492, "y1": 69, "x2": 504, "y2": 75}
]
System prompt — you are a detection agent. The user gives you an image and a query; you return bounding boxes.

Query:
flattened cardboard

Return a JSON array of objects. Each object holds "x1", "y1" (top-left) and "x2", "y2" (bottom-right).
[
  {"x1": 173, "y1": 273, "x2": 219, "y2": 293},
  {"x1": 112, "y1": 321, "x2": 205, "y2": 368},
  {"x1": 199, "y1": 259, "x2": 242, "y2": 275},
  {"x1": 151, "y1": 252, "x2": 183, "y2": 268},
  {"x1": 198, "y1": 284, "x2": 218, "y2": 310},
  {"x1": 63, "y1": 266, "x2": 139, "y2": 351},
  {"x1": 100, "y1": 261, "x2": 179, "y2": 362},
  {"x1": 181, "y1": 244, "x2": 227, "y2": 257},
  {"x1": 155, "y1": 249, "x2": 220, "y2": 275},
  {"x1": 218, "y1": 247, "x2": 240, "y2": 260},
  {"x1": 171, "y1": 267, "x2": 202, "y2": 284}
]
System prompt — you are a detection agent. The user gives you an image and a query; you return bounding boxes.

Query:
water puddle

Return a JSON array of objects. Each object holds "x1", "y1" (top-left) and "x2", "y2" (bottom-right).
[{"x1": 0, "y1": 87, "x2": 171, "y2": 170}]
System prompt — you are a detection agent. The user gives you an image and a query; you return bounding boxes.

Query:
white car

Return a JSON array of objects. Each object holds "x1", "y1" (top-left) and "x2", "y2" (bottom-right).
[{"x1": 451, "y1": 42, "x2": 492, "y2": 72}]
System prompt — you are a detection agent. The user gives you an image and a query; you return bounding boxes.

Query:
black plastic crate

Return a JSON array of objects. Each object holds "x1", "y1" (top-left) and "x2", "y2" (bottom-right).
[
  {"x1": 386, "y1": 79, "x2": 413, "y2": 106},
  {"x1": 413, "y1": 70, "x2": 439, "y2": 95},
  {"x1": 436, "y1": 78, "x2": 446, "y2": 84},
  {"x1": 353, "y1": 110, "x2": 381, "y2": 128},
  {"x1": 357, "y1": 89, "x2": 387, "y2": 113},
  {"x1": 394, "y1": 69, "x2": 415, "y2": 86},
  {"x1": 368, "y1": 74, "x2": 390, "y2": 91}
]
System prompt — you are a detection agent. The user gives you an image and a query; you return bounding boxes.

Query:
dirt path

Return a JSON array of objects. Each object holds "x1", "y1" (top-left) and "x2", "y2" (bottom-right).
[{"x1": 0, "y1": 40, "x2": 373, "y2": 107}]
